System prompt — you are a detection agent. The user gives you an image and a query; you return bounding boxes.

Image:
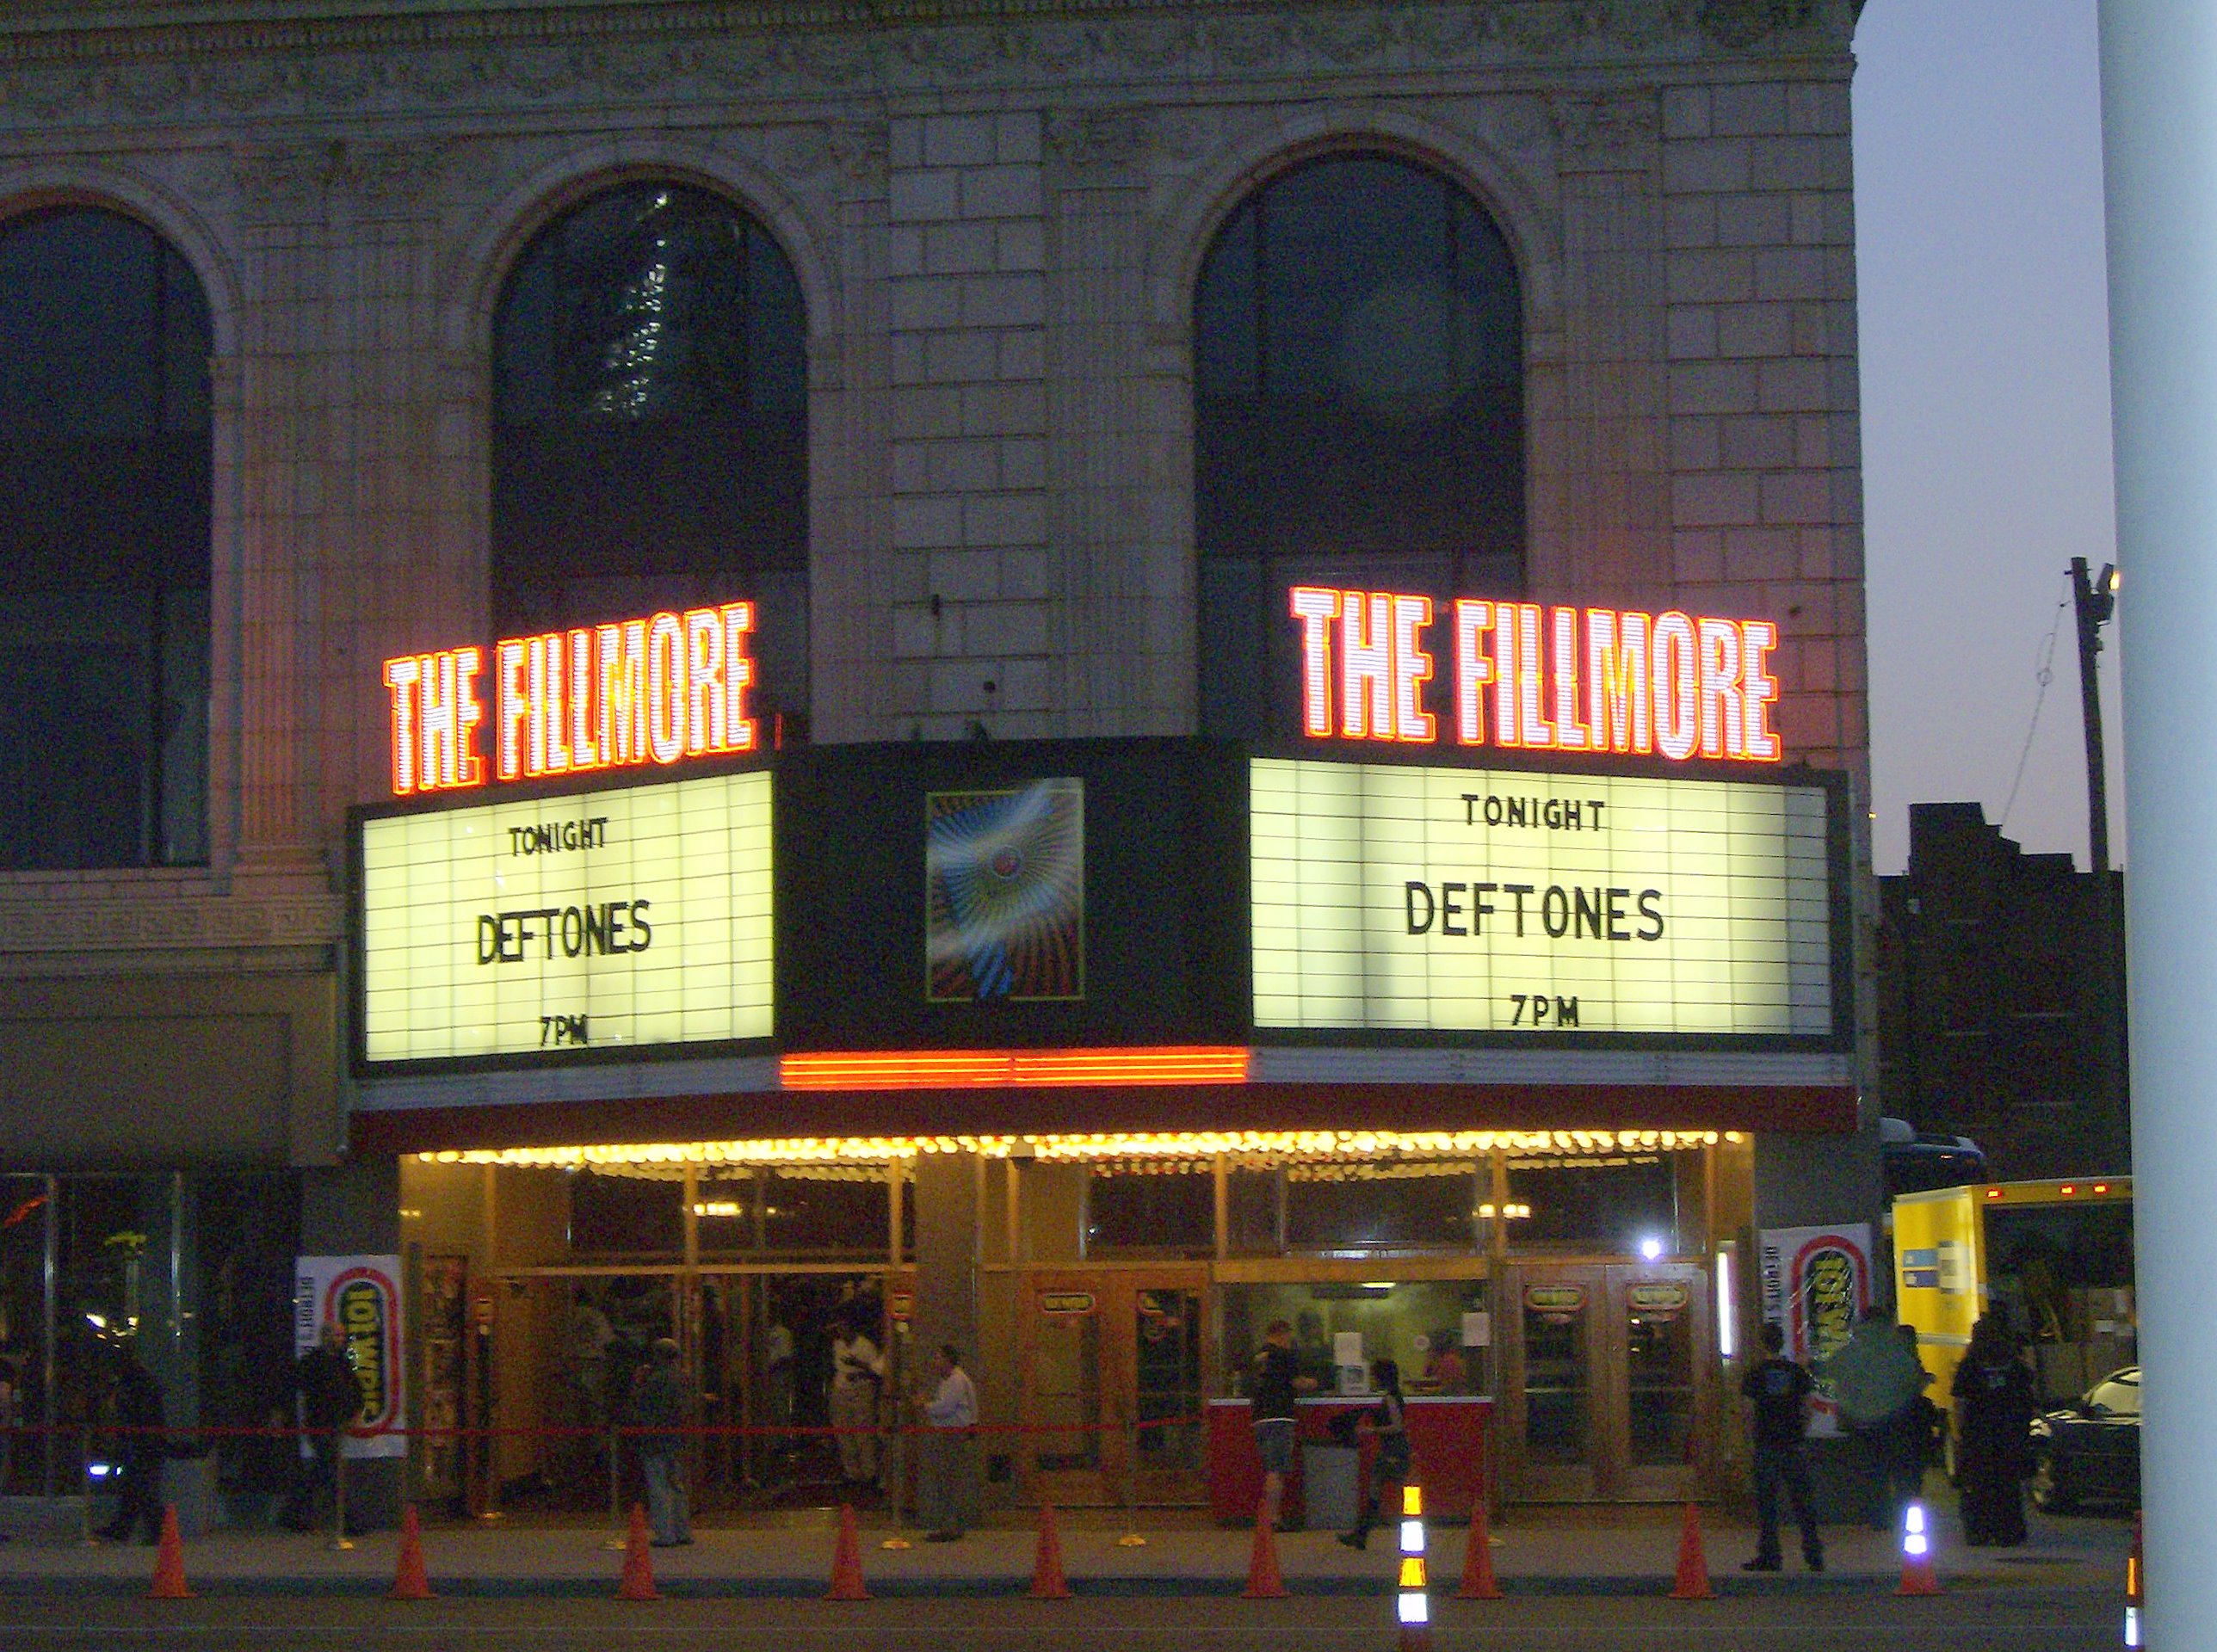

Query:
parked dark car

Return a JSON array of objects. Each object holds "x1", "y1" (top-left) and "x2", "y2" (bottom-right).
[{"x1": 2029, "y1": 1366, "x2": 2140, "y2": 1512}]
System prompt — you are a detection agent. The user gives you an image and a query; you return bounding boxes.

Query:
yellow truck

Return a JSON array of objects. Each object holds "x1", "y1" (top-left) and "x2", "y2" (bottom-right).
[{"x1": 1893, "y1": 1178, "x2": 2136, "y2": 1427}]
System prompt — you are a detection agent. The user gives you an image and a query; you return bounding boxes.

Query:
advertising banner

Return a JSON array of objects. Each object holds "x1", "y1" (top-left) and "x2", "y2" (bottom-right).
[
  {"x1": 924, "y1": 779, "x2": 1084, "y2": 1002},
  {"x1": 1250, "y1": 756, "x2": 1837, "y2": 1037},
  {"x1": 355, "y1": 767, "x2": 773, "y2": 1066},
  {"x1": 1757, "y1": 1223, "x2": 1873, "y2": 1436},
  {"x1": 293, "y1": 1255, "x2": 407, "y2": 1459}
]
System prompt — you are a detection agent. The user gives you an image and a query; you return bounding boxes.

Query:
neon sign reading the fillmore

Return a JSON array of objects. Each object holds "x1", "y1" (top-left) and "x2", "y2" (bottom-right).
[
  {"x1": 381, "y1": 603, "x2": 758, "y2": 798},
  {"x1": 1288, "y1": 589, "x2": 1782, "y2": 764}
]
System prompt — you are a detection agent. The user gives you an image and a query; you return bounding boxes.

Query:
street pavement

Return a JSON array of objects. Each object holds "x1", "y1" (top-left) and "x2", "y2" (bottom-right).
[{"x1": 0, "y1": 1588, "x2": 2125, "y2": 1650}]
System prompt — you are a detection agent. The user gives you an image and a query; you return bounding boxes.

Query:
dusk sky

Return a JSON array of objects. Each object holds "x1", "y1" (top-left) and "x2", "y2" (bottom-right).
[{"x1": 1854, "y1": 0, "x2": 2121, "y2": 874}]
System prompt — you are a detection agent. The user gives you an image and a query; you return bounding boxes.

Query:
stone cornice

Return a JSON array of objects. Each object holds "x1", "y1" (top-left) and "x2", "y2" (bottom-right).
[{"x1": 0, "y1": 3, "x2": 1855, "y2": 138}]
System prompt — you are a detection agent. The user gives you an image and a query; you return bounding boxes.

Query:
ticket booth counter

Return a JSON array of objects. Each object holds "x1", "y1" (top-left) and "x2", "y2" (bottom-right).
[{"x1": 1206, "y1": 1395, "x2": 1493, "y2": 1526}]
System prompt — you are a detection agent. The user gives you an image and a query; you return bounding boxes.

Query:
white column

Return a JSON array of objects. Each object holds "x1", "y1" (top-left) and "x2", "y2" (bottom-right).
[{"x1": 2099, "y1": 5, "x2": 2217, "y2": 1646}]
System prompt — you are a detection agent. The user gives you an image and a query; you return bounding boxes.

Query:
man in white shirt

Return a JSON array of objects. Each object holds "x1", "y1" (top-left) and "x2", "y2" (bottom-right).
[
  {"x1": 830, "y1": 1317, "x2": 884, "y2": 1485},
  {"x1": 915, "y1": 1343, "x2": 978, "y2": 1541}
]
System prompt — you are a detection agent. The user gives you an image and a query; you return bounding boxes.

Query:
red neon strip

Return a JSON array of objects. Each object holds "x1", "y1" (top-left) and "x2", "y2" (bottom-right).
[{"x1": 781, "y1": 1047, "x2": 1252, "y2": 1091}]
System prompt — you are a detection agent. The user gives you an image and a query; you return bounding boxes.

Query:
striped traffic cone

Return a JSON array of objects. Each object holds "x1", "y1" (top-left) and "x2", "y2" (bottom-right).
[{"x1": 1397, "y1": 1483, "x2": 1432, "y2": 1652}]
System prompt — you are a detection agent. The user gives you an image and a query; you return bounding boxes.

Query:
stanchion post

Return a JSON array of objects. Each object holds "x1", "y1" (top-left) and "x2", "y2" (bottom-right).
[
  {"x1": 1117, "y1": 1418, "x2": 1147, "y2": 1547},
  {"x1": 880, "y1": 1421, "x2": 911, "y2": 1551},
  {"x1": 604, "y1": 1426, "x2": 626, "y2": 1550},
  {"x1": 328, "y1": 1433, "x2": 355, "y2": 1552},
  {"x1": 77, "y1": 1424, "x2": 93, "y2": 1546}
]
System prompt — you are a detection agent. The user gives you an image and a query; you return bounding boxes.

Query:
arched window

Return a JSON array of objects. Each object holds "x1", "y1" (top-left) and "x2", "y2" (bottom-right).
[
  {"x1": 492, "y1": 183, "x2": 809, "y2": 736},
  {"x1": 0, "y1": 208, "x2": 212, "y2": 868},
  {"x1": 1194, "y1": 156, "x2": 1525, "y2": 739}
]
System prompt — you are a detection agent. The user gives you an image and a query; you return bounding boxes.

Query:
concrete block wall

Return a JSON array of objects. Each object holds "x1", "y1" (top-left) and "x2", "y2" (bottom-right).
[
  {"x1": 1661, "y1": 73, "x2": 1866, "y2": 784},
  {"x1": 885, "y1": 109, "x2": 1059, "y2": 740}
]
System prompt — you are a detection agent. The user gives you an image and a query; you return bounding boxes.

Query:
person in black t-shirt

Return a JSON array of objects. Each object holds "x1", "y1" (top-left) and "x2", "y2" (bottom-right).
[
  {"x1": 1740, "y1": 1321, "x2": 1824, "y2": 1572},
  {"x1": 1249, "y1": 1319, "x2": 1316, "y2": 1530}
]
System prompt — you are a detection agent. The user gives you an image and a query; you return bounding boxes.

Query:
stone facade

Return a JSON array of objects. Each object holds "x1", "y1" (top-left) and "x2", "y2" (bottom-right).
[{"x1": 0, "y1": 0, "x2": 1869, "y2": 1094}]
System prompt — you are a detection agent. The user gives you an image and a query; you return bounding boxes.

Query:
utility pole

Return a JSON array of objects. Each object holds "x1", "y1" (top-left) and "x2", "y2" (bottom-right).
[{"x1": 2070, "y1": 557, "x2": 2126, "y2": 1170}]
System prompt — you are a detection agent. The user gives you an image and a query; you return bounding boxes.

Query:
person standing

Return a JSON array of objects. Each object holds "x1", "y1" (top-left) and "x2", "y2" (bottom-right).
[
  {"x1": 1953, "y1": 1316, "x2": 2036, "y2": 1546},
  {"x1": 914, "y1": 1343, "x2": 978, "y2": 1542},
  {"x1": 1740, "y1": 1322, "x2": 1824, "y2": 1572},
  {"x1": 0, "y1": 1351, "x2": 19, "y2": 1500},
  {"x1": 631, "y1": 1337, "x2": 695, "y2": 1547},
  {"x1": 1336, "y1": 1358, "x2": 1412, "y2": 1550},
  {"x1": 1250, "y1": 1319, "x2": 1318, "y2": 1532},
  {"x1": 285, "y1": 1320, "x2": 361, "y2": 1534},
  {"x1": 829, "y1": 1312, "x2": 884, "y2": 1487},
  {"x1": 99, "y1": 1347, "x2": 167, "y2": 1544},
  {"x1": 1819, "y1": 1306, "x2": 1924, "y2": 1532}
]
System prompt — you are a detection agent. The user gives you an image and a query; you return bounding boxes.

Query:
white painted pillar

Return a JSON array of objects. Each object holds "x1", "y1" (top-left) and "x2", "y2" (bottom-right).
[{"x1": 2098, "y1": 5, "x2": 2217, "y2": 1645}]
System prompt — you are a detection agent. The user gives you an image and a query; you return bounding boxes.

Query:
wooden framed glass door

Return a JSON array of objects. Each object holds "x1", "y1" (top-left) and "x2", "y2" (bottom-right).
[
  {"x1": 1605, "y1": 1264, "x2": 1709, "y2": 1502},
  {"x1": 1501, "y1": 1262, "x2": 1713, "y2": 1502},
  {"x1": 1502, "y1": 1265, "x2": 1604, "y2": 1501},
  {"x1": 1017, "y1": 1267, "x2": 1212, "y2": 1507}
]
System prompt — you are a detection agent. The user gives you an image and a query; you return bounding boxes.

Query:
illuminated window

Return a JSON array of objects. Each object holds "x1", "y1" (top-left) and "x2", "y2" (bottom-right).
[
  {"x1": 493, "y1": 185, "x2": 809, "y2": 740},
  {"x1": 1195, "y1": 156, "x2": 1525, "y2": 739},
  {"x1": 0, "y1": 208, "x2": 212, "y2": 868}
]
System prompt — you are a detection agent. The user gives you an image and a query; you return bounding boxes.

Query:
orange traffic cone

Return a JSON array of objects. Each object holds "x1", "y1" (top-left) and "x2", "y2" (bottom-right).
[
  {"x1": 825, "y1": 1502, "x2": 869, "y2": 1601},
  {"x1": 617, "y1": 1501, "x2": 658, "y2": 1601},
  {"x1": 1668, "y1": 1500, "x2": 1713, "y2": 1600},
  {"x1": 389, "y1": 1503, "x2": 434, "y2": 1601},
  {"x1": 1242, "y1": 1498, "x2": 1288, "y2": 1600},
  {"x1": 1894, "y1": 1501, "x2": 1941, "y2": 1597},
  {"x1": 147, "y1": 1506, "x2": 192, "y2": 1600},
  {"x1": 1030, "y1": 1500, "x2": 1071, "y2": 1600},
  {"x1": 1455, "y1": 1488, "x2": 1503, "y2": 1600}
]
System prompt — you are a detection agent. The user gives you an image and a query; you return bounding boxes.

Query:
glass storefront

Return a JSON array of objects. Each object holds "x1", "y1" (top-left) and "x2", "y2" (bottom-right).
[
  {"x1": 399, "y1": 1132, "x2": 1745, "y2": 1512},
  {"x1": 0, "y1": 1171, "x2": 297, "y2": 1505}
]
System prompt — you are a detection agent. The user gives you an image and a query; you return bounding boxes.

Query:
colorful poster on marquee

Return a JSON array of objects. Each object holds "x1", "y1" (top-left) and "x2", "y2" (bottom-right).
[
  {"x1": 1757, "y1": 1223, "x2": 1872, "y2": 1437},
  {"x1": 293, "y1": 1255, "x2": 407, "y2": 1459},
  {"x1": 924, "y1": 779, "x2": 1084, "y2": 1002}
]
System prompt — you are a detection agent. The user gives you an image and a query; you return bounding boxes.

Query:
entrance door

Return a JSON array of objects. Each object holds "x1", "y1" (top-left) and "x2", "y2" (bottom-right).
[
  {"x1": 1502, "y1": 1263, "x2": 1711, "y2": 1502},
  {"x1": 1017, "y1": 1269, "x2": 1211, "y2": 1507}
]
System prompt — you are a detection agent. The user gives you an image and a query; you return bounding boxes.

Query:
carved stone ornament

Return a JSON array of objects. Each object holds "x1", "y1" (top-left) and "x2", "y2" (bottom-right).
[
  {"x1": 1043, "y1": 107, "x2": 1158, "y2": 179},
  {"x1": 233, "y1": 139, "x2": 454, "y2": 219},
  {"x1": 1549, "y1": 89, "x2": 1663, "y2": 158}
]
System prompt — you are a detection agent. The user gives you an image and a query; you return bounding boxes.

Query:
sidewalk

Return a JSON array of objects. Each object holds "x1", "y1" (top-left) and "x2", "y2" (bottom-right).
[{"x1": 0, "y1": 1501, "x2": 2131, "y2": 1598}]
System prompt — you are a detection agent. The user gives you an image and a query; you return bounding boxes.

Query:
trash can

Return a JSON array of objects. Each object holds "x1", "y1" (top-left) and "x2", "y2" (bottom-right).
[{"x1": 1301, "y1": 1443, "x2": 1360, "y2": 1533}]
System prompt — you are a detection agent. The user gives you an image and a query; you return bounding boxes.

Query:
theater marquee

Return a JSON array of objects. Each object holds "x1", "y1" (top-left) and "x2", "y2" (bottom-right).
[
  {"x1": 1250, "y1": 757, "x2": 1836, "y2": 1038},
  {"x1": 355, "y1": 770, "x2": 773, "y2": 1066}
]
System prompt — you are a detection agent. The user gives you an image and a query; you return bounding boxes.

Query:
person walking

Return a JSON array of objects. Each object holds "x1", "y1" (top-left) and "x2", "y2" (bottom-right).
[
  {"x1": 99, "y1": 1347, "x2": 167, "y2": 1544},
  {"x1": 914, "y1": 1343, "x2": 978, "y2": 1542},
  {"x1": 630, "y1": 1337, "x2": 695, "y2": 1547},
  {"x1": 1250, "y1": 1319, "x2": 1317, "y2": 1532},
  {"x1": 829, "y1": 1311, "x2": 884, "y2": 1487},
  {"x1": 284, "y1": 1319, "x2": 361, "y2": 1534},
  {"x1": 1336, "y1": 1358, "x2": 1412, "y2": 1550},
  {"x1": 1820, "y1": 1305, "x2": 1924, "y2": 1532},
  {"x1": 1953, "y1": 1315, "x2": 2036, "y2": 1546},
  {"x1": 1740, "y1": 1322, "x2": 1824, "y2": 1573}
]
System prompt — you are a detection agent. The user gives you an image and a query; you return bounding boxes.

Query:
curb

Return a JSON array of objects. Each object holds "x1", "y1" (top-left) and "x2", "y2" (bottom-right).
[{"x1": 0, "y1": 1570, "x2": 2104, "y2": 1600}]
